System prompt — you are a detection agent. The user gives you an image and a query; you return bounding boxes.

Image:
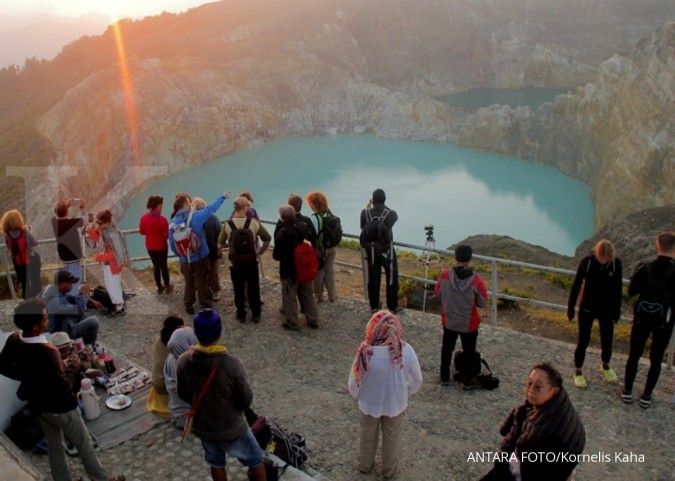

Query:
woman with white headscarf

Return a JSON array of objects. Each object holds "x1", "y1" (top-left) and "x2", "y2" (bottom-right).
[
  {"x1": 164, "y1": 327, "x2": 198, "y2": 428},
  {"x1": 348, "y1": 310, "x2": 423, "y2": 478}
]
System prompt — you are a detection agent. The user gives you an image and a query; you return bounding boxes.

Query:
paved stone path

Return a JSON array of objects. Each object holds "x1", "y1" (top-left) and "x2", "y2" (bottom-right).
[{"x1": 1, "y1": 272, "x2": 673, "y2": 480}]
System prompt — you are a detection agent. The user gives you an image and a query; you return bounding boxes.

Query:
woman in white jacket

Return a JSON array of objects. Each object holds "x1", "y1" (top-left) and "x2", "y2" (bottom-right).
[{"x1": 348, "y1": 310, "x2": 423, "y2": 478}]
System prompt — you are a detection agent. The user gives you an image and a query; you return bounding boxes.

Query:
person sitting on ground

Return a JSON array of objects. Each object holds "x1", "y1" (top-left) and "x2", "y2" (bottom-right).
[
  {"x1": 164, "y1": 326, "x2": 198, "y2": 429},
  {"x1": 229, "y1": 191, "x2": 260, "y2": 220},
  {"x1": 622, "y1": 231, "x2": 675, "y2": 409},
  {"x1": 307, "y1": 191, "x2": 338, "y2": 303},
  {"x1": 147, "y1": 316, "x2": 184, "y2": 415},
  {"x1": 192, "y1": 197, "x2": 223, "y2": 302},
  {"x1": 435, "y1": 244, "x2": 488, "y2": 386},
  {"x1": 169, "y1": 193, "x2": 229, "y2": 315},
  {"x1": 177, "y1": 308, "x2": 266, "y2": 481},
  {"x1": 273, "y1": 204, "x2": 320, "y2": 330},
  {"x1": 1, "y1": 208, "x2": 41, "y2": 299},
  {"x1": 218, "y1": 196, "x2": 271, "y2": 323},
  {"x1": 52, "y1": 198, "x2": 86, "y2": 295},
  {"x1": 0, "y1": 299, "x2": 125, "y2": 481},
  {"x1": 42, "y1": 270, "x2": 103, "y2": 346},
  {"x1": 139, "y1": 195, "x2": 173, "y2": 294},
  {"x1": 479, "y1": 363, "x2": 585, "y2": 481},
  {"x1": 360, "y1": 189, "x2": 400, "y2": 313},
  {"x1": 568, "y1": 239, "x2": 623, "y2": 389},
  {"x1": 348, "y1": 310, "x2": 423, "y2": 479},
  {"x1": 86, "y1": 209, "x2": 129, "y2": 316}
]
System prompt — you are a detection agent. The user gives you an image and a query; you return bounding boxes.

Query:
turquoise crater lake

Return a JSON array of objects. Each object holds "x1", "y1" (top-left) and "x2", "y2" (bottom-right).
[{"x1": 119, "y1": 136, "x2": 592, "y2": 257}]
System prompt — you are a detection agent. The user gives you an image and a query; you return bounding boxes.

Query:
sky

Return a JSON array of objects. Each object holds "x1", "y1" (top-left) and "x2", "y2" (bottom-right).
[{"x1": 0, "y1": 0, "x2": 210, "y2": 20}]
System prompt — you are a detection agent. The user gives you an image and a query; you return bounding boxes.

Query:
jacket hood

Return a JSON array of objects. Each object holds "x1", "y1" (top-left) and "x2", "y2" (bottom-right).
[
  {"x1": 451, "y1": 266, "x2": 474, "y2": 292},
  {"x1": 7, "y1": 229, "x2": 22, "y2": 239},
  {"x1": 171, "y1": 209, "x2": 190, "y2": 225}
]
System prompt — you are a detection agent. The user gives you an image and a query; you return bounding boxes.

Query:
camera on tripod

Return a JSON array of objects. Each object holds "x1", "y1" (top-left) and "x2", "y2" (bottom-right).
[{"x1": 424, "y1": 224, "x2": 435, "y2": 242}]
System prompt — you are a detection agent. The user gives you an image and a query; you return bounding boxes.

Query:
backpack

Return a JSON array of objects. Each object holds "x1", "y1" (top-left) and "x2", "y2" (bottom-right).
[
  {"x1": 475, "y1": 358, "x2": 500, "y2": 390},
  {"x1": 635, "y1": 262, "x2": 675, "y2": 328},
  {"x1": 294, "y1": 241, "x2": 319, "y2": 283},
  {"x1": 91, "y1": 285, "x2": 115, "y2": 313},
  {"x1": 360, "y1": 208, "x2": 391, "y2": 257},
  {"x1": 227, "y1": 218, "x2": 257, "y2": 266},
  {"x1": 453, "y1": 350, "x2": 482, "y2": 383},
  {"x1": 321, "y1": 211, "x2": 342, "y2": 248},
  {"x1": 171, "y1": 209, "x2": 200, "y2": 263},
  {"x1": 248, "y1": 410, "x2": 308, "y2": 471},
  {"x1": 6, "y1": 231, "x2": 29, "y2": 267}
]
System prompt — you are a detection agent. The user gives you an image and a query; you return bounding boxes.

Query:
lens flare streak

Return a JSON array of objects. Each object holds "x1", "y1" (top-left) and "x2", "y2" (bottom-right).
[{"x1": 112, "y1": 20, "x2": 141, "y2": 162}]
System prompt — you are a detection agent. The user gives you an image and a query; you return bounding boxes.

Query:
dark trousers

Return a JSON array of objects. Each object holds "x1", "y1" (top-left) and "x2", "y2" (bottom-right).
[
  {"x1": 147, "y1": 249, "x2": 170, "y2": 289},
  {"x1": 230, "y1": 262, "x2": 261, "y2": 318},
  {"x1": 574, "y1": 310, "x2": 614, "y2": 368},
  {"x1": 624, "y1": 317, "x2": 674, "y2": 397},
  {"x1": 367, "y1": 250, "x2": 399, "y2": 310},
  {"x1": 180, "y1": 258, "x2": 209, "y2": 308},
  {"x1": 14, "y1": 257, "x2": 41, "y2": 299},
  {"x1": 440, "y1": 328, "x2": 478, "y2": 383}
]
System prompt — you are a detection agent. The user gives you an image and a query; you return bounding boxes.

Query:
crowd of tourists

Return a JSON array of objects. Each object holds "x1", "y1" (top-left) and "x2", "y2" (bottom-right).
[{"x1": 0, "y1": 188, "x2": 673, "y2": 481}]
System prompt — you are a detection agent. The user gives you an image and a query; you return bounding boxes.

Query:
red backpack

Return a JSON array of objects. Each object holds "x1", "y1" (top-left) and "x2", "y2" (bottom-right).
[
  {"x1": 294, "y1": 241, "x2": 319, "y2": 283},
  {"x1": 6, "y1": 231, "x2": 28, "y2": 267}
]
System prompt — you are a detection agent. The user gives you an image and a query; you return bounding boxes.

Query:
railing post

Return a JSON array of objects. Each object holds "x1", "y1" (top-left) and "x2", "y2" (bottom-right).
[
  {"x1": 491, "y1": 260, "x2": 497, "y2": 325},
  {"x1": 0, "y1": 248, "x2": 17, "y2": 300}
]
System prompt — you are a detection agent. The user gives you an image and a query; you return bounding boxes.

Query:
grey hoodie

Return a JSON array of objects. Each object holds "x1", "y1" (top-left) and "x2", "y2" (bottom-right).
[{"x1": 439, "y1": 266, "x2": 486, "y2": 333}]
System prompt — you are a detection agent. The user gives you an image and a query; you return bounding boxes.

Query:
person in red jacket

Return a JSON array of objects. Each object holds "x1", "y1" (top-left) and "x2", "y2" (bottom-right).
[
  {"x1": 139, "y1": 195, "x2": 172, "y2": 294},
  {"x1": 435, "y1": 244, "x2": 488, "y2": 386}
]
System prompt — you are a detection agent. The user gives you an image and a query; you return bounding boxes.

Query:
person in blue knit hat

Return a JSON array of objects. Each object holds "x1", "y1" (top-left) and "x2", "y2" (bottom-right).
[{"x1": 176, "y1": 308, "x2": 265, "y2": 481}]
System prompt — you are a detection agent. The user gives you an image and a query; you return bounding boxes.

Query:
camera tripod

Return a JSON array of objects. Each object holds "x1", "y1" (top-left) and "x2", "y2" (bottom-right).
[{"x1": 422, "y1": 227, "x2": 436, "y2": 312}]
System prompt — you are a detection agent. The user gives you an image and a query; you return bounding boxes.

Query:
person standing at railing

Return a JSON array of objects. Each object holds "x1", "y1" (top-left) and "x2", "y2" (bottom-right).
[
  {"x1": 86, "y1": 210, "x2": 129, "y2": 316},
  {"x1": 622, "y1": 231, "x2": 675, "y2": 409},
  {"x1": 1, "y1": 208, "x2": 41, "y2": 299},
  {"x1": 360, "y1": 189, "x2": 400, "y2": 314},
  {"x1": 192, "y1": 198, "x2": 223, "y2": 302},
  {"x1": 169, "y1": 193, "x2": 229, "y2": 315},
  {"x1": 307, "y1": 191, "x2": 340, "y2": 304},
  {"x1": 228, "y1": 191, "x2": 260, "y2": 220},
  {"x1": 52, "y1": 198, "x2": 86, "y2": 296},
  {"x1": 139, "y1": 195, "x2": 173, "y2": 295},
  {"x1": 567, "y1": 239, "x2": 623, "y2": 389},
  {"x1": 435, "y1": 245, "x2": 487, "y2": 387}
]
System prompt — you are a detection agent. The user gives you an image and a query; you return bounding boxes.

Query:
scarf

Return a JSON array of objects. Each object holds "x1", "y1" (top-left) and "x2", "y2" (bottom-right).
[
  {"x1": 351, "y1": 310, "x2": 404, "y2": 388},
  {"x1": 193, "y1": 343, "x2": 228, "y2": 354}
]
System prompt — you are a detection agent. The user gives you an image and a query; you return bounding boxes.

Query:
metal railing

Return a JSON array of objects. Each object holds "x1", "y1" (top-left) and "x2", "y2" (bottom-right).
[{"x1": 1, "y1": 221, "x2": 672, "y2": 370}]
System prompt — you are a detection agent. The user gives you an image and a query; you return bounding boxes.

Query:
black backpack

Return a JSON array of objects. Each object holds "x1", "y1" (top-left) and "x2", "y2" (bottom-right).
[
  {"x1": 360, "y1": 208, "x2": 391, "y2": 257},
  {"x1": 321, "y1": 211, "x2": 342, "y2": 248},
  {"x1": 91, "y1": 285, "x2": 115, "y2": 313},
  {"x1": 248, "y1": 409, "x2": 308, "y2": 471},
  {"x1": 453, "y1": 350, "x2": 482, "y2": 382},
  {"x1": 635, "y1": 262, "x2": 675, "y2": 328},
  {"x1": 227, "y1": 218, "x2": 257, "y2": 266}
]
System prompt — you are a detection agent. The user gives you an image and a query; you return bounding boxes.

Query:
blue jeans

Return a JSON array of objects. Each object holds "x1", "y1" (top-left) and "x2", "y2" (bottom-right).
[
  {"x1": 63, "y1": 261, "x2": 82, "y2": 296},
  {"x1": 70, "y1": 316, "x2": 100, "y2": 345},
  {"x1": 201, "y1": 428, "x2": 263, "y2": 468}
]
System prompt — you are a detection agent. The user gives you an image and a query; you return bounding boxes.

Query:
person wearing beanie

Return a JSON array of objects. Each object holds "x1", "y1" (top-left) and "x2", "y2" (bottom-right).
[
  {"x1": 273, "y1": 204, "x2": 320, "y2": 330},
  {"x1": 435, "y1": 244, "x2": 488, "y2": 386},
  {"x1": 360, "y1": 188, "x2": 400, "y2": 313},
  {"x1": 176, "y1": 308, "x2": 265, "y2": 481}
]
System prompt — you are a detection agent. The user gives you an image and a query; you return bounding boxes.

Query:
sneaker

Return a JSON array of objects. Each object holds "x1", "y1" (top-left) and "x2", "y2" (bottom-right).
[
  {"x1": 601, "y1": 366, "x2": 618, "y2": 383},
  {"x1": 620, "y1": 390, "x2": 634, "y2": 404},
  {"x1": 573, "y1": 374, "x2": 588, "y2": 389},
  {"x1": 638, "y1": 394, "x2": 652, "y2": 409},
  {"x1": 282, "y1": 322, "x2": 300, "y2": 332}
]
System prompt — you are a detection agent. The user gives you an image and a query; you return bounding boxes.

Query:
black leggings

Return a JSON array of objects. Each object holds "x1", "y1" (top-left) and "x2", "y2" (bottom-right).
[
  {"x1": 147, "y1": 249, "x2": 170, "y2": 289},
  {"x1": 624, "y1": 317, "x2": 674, "y2": 397},
  {"x1": 574, "y1": 311, "x2": 614, "y2": 368}
]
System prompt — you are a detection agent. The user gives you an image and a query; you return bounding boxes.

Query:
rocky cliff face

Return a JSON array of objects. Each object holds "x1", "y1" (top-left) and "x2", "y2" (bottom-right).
[
  {"x1": 4, "y1": 0, "x2": 673, "y2": 236},
  {"x1": 454, "y1": 22, "x2": 675, "y2": 227}
]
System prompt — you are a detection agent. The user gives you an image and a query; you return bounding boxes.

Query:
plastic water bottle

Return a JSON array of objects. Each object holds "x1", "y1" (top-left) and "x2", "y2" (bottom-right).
[{"x1": 78, "y1": 378, "x2": 101, "y2": 421}]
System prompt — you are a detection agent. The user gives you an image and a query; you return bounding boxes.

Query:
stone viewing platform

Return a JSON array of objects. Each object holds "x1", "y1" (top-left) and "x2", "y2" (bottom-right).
[{"x1": 0, "y1": 273, "x2": 672, "y2": 481}]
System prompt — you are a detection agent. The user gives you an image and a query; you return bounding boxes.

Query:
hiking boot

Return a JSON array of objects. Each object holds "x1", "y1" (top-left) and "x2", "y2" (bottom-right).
[
  {"x1": 573, "y1": 374, "x2": 588, "y2": 389},
  {"x1": 638, "y1": 394, "x2": 652, "y2": 409},
  {"x1": 186, "y1": 305, "x2": 195, "y2": 315},
  {"x1": 601, "y1": 366, "x2": 618, "y2": 383},
  {"x1": 620, "y1": 390, "x2": 634, "y2": 404},
  {"x1": 282, "y1": 322, "x2": 300, "y2": 332}
]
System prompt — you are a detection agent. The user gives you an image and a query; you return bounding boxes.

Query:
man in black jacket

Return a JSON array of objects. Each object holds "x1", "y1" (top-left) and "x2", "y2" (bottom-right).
[
  {"x1": 0, "y1": 299, "x2": 123, "y2": 481},
  {"x1": 273, "y1": 204, "x2": 319, "y2": 330},
  {"x1": 622, "y1": 231, "x2": 675, "y2": 408},
  {"x1": 360, "y1": 188, "x2": 400, "y2": 313}
]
